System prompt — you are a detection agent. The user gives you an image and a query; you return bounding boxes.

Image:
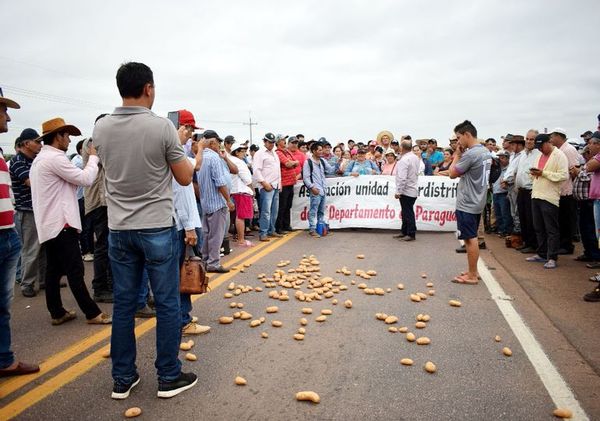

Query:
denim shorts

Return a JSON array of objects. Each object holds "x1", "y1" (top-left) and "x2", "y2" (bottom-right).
[{"x1": 456, "y1": 209, "x2": 481, "y2": 240}]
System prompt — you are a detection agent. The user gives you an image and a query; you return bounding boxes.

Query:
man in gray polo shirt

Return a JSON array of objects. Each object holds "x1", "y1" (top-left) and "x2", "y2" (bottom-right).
[{"x1": 93, "y1": 62, "x2": 198, "y2": 400}]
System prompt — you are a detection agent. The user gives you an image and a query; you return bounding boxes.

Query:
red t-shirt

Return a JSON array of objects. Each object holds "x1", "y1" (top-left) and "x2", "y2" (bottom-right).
[
  {"x1": 276, "y1": 148, "x2": 299, "y2": 187},
  {"x1": 538, "y1": 153, "x2": 550, "y2": 170},
  {"x1": 292, "y1": 150, "x2": 307, "y2": 176}
]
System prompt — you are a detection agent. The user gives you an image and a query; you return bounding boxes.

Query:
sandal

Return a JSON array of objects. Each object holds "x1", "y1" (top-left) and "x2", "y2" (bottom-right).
[
  {"x1": 237, "y1": 240, "x2": 254, "y2": 247},
  {"x1": 451, "y1": 274, "x2": 479, "y2": 285}
]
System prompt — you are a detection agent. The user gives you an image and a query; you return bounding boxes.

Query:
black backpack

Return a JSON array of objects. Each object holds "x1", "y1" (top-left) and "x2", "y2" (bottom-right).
[
  {"x1": 488, "y1": 157, "x2": 502, "y2": 186},
  {"x1": 303, "y1": 158, "x2": 326, "y2": 187}
]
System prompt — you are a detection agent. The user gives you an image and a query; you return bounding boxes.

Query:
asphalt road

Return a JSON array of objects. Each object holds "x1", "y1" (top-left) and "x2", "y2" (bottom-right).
[{"x1": 1, "y1": 230, "x2": 596, "y2": 420}]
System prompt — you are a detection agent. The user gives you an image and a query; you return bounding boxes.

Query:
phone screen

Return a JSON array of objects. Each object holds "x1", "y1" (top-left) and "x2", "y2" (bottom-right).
[{"x1": 167, "y1": 111, "x2": 179, "y2": 129}]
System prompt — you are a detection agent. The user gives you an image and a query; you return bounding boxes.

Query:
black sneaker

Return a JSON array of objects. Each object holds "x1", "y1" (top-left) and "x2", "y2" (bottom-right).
[
  {"x1": 157, "y1": 372, "x2": 198, "y2": 398},
  {"x1": 94, "y1": 291, "x2": 114, "y2": 303},
  {"x1": 111, "y1": 373, "x2": 140, "y2": 399},
  {"x1": 21, "y1": 286, "x2": 36, "y2": 298},
  {"x1": 583, "y1": 287, "x2": 600, "y2": 302}
]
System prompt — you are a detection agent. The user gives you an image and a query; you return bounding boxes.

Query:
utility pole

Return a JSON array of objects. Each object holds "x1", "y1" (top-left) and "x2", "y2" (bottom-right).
[{"x1": 243, "y1": 111, "x2": 258, "y2": 145}]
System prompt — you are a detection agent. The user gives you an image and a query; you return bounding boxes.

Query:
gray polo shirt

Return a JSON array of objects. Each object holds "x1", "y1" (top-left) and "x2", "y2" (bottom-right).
[
  {"x1": 92, "y1": 106, "x2": 186, "y2": 230},
  {"x1": 455, "y1": 144, "x2": 492, "y2": 214}
]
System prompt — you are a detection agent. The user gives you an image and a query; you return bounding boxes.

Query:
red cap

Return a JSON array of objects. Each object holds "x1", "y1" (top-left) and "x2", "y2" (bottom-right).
[{"x1": 178, "y1": 109, "x2": 200, "y2": 129}]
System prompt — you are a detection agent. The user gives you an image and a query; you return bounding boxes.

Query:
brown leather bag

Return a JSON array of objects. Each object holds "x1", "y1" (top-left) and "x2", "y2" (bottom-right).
[{"x1": 180, "y1": 247, "x2": 209, "y2": 294}]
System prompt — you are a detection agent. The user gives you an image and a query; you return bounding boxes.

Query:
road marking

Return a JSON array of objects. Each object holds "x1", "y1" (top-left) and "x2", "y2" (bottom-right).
[
  {"x1": 0, "y1": 236, "x2": 272, "y2": 400},
  {"x1": 0, "y1": 233, "x2": 298, "y2": 420},
  {"x1": 478, "y1": 260, "x2": 589, "y2": 421}
]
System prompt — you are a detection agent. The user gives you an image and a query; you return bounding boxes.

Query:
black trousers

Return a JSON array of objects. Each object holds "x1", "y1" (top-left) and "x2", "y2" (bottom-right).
[
  {"x1": 558, "y1": 195, "x2": 576, "y2": 253},
  {"x1": 517, "y1": 189, "x2": 537, "y2": 248},
  {"x1": 276, "y1": 185, "x2": 295, "y2": 232},
  {"x1": 399, "y1": 195, "x2": 417, "y2": 238},
  {"x1": 88, "y1": 206, "x2": 112, "y2": 294},
  {"x1": 45, "y1": 228, "x2": 101, "y2": 320},
  {"x1": 77, "y1": 198, "x2": 94, "y2": 255},
  {"x1": 532, "y1": 199, "x2": 560, "y2": 261}
]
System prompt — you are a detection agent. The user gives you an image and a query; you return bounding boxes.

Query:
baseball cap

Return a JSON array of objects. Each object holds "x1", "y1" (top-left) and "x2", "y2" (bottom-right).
[
  {"x1": 263, "y1": 133, "x2": 276, "y2": 142},
  {"x1": 581, "y1": 130, "x2": 593, "y2": 138},
  {"x1": 0, "y1": 87, "x2": 20, "y2": 109},
  {"x1": 202, "y1": 130, "x2": 222, "y2": 141},
  {"x1": 534, "y1": 133, "x2": 551, "y2": 149},
  {"x1": 18, "y1": 128, "x2": 40, "y2": 143},
  {"x1": 391, "y1": 139, "x2": 399, "y2": 145},
  {"x1": 231, "y1": 140, "x2": 248, "y2": 153},
  {"x1": 288, "y1": 136, "x2": 298, "y2": 144},
  {"x1": 550, "y1": 128, "x2": 567, "y2": 137},
  {"x1": 591, "y1": 131, "x2": 600, "y2": 140},
  {"x1": 224, "y1": 135, "x2": 235, "y2": 144},
  {"x1": 275, "y1": 134, "x2": 288, "y2": 142},
  {"x1": 178, "y1": 109, "x2": 200, "y2": 129}
]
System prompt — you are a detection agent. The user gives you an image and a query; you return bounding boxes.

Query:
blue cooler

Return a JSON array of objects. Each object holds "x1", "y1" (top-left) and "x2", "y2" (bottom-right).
[{"x1": 316, "y1": 222, "x2": 329, "y2": 236}]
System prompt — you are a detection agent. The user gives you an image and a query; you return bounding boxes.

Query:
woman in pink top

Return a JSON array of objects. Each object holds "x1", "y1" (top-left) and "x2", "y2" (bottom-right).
[{"x1": 380, "y1": 149, "x2": 398, "y2": 175}]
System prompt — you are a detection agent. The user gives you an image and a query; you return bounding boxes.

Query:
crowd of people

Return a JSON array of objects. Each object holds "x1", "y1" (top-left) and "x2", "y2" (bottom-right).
[{"x1": 1, "y1": 62, "x2": 599, "y2": 401}]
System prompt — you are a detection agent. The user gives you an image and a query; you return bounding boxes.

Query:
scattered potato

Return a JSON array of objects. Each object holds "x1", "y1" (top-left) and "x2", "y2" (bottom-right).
[
  {"x1": 180, "y1": 342, "x2": 192, "y2": 351},
  {"x1": 332, "y1": 299, "x2": 338, "y2": 305},
  {"x1": 243, "y1": 263, "x2": 251, "y2": 268},
  {"x1": 388, "y1": 327, "x2": 398, "y2": 333},
  {"x1": 502, "y1": 347, "x2": 512, "y2": 357},
  {"x1": 449, "y1": 300, "x2": 462, "y2": 307},
  {"x1": 428, "y1": 290, "x2": 435, "y2": 296},
  {"x1": 376, "y1": 313, "x2": 388, "y2": 321},
  {"x1": 344, "y1": 300, "x2": 353, "y2": 309},
  {"x1": 240, "y1": 312, "x2": 252, "y2": 320},
  {"x1": 406, "y1": 332, "x2": 416, "y2": 342},
  {"x1": 416, "y1": 337, "x2": 431, "y2": 345},
  {"x1": 422, "y1": 314, "x2": 431, "y2": 322},
  {"x1": 416, "y1": 292, "x2": 428, "y2": 300},
  {"x1": 357, "y1": 283, "x2": 367, "y2": 289},
  {"x1": 300, "y1": 318, "x2": 308, "y2": 326},
  {"x1": 293, "y1": 333, "x2": 305, "y2": 341},
  {"x1": 356, "y1": 254, "x2": 365, "y2": 259},
  {"x1": 315, "y1": 315, "x2": 327, "y2": 322},
  {"x1": 398, "y1": 327, "x2": 408, "y2": 333},
  {"x1": 364, "y1": 288, "x2": 375, "y2": 295},
  {"x1": 386, "y1": 288, "x2": 392, "y2": 293},
  {"x1": 234, "y1": 289, "x2": 242, "y2": 296},
  {"x1": 397, "y1": 283, "x2": 405, "y2": 290},
  {"x1": 367, "y1": 270, "x2": 377, "y2": 276},
  {"x1": 101, "y1": 348, "x2": 110, "y2": 358},
  {"x1": 272, "y1": 320, "x2": 283, "y2": 327},
  {"x1": 279, "y1": 295, "x2": 290, "y2": 301},
  {"x1": 410, "y1": 294, "x2": 422, "y2": 302},
  {"x1": 228, "y1": 282, "x2": 235, "y2": 290},
  {"x1": 426, "y1": 282, "x2": 434, "y2": 288},
  {"x1": 233, "y1": 312, "x2": 241, "y2": 319},
  {"x1": 374, "y1": 288, "x2": 385, "y2": 296},
  {"x1": 424, "y1": 361, "x2": 437, "y2": 373},
  {"x1": 219, "y1": 316, "x2": 234, "y2": 324},
  {"x1": 255, "y1": 287, "x2": 263, "y2": 292},
  {"x1": 229, "y1": 302, "x2": 237, "y2": 308},
  {"x1": 235, "y1": 376, "x2": 247, "y2": 386},
  {"x1": 416, "y1": 314, "x2": 424, "y2": 321},
  {"x1": 552, "y1": 408, "x2": 573, "y2": 419},
  {"x1": 420, "y1": 273, "x2": 427, "y2": 278},
  {"x1": 384, "y1": 316, "x2": 398, "y2": 324},
  {"x1": 298, "y1": 327, "x2": 306, "y2": 334},
  {"x1": 237, "y1": 303, "x2": 244, "y2": 309},
  {"x1": 185, "y1": 353, "x2": 197, "y2": 361},
  {"x1": 224, "y1": 293, "x2": 233, "y2": 299},
  {"x1": 124, "y1": 407, "x2": 142, "y2": 418},
  {"x1": 415, "y1": 322, "x2": 427, "y2": 329},
  {"x1": 250, "y1": 320, "x2": 261, "y2": 327},
  {"x1": 321, "y1": 309, "x2": 333, "y2": 315},
  {"x1": 351, "y1": 280, "x2": 356, "y2": 285},
  {"x1": 261, "y1": 332, "x2": 269, "y2": 339},
  {"x1": 302, "y1": 308, "x2": 313, "y2": 314},
  {"x1": 259, "y1": 317, "x2": 266, "y2": 323},
  {"x1": 495, "y1": 335, "x2": 501, "y2": 342},
  {"x1": 266, "y1": 306, "x2": 279, "y2": 313},
  {"x1": 400, "y1": 358, "x2": 414, "y2": 366},
  {"x1": 296, "y1": 391, "x2": 320, "y2": 404}
]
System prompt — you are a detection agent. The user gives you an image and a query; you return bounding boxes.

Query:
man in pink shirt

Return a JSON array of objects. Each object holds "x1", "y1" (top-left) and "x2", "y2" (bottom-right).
[
  {"x1": 584, "y1": 133, "x2": 600, "y2": 301},
  {"x1": 30, "y1": 118, "x2": 111, "y2": 326}
]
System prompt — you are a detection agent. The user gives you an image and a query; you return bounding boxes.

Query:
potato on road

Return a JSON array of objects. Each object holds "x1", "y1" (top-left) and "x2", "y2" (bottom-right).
[{"x1": 296, "y1": 391, "x2": 320, "y2": 403}]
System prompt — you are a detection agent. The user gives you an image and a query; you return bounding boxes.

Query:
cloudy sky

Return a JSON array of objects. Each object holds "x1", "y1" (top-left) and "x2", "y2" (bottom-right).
[{"x1": 2, "y1": 0, "x2": 599, "y2": 154}]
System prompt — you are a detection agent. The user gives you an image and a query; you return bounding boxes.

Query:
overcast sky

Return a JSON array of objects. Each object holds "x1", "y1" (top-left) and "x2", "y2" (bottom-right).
[{"x1": 2, "y1": 0, "x2": 599, "y2": 154}]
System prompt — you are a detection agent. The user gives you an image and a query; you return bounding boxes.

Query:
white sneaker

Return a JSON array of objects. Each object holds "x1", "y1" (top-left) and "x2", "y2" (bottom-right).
[{"x1": 82, "y1": 253, "x2": 94, "y2": 262}]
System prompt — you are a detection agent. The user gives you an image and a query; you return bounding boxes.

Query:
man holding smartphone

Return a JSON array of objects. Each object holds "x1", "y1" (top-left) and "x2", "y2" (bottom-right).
[
  {"x1": 449, "y1": 120, "x2": 492, "y2": 285},
  {"x1": 525, "y1": 133, "x2": 568, "y2": 269}
]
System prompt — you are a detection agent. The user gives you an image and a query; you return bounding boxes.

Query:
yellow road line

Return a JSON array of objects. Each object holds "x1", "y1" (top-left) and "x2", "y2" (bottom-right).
[
  {"x1": 0, "y1": 237, "x2": 271, "y2": 400},
  {"x1": 0, "y1": 232, "x2": 298, "y2": 420}
]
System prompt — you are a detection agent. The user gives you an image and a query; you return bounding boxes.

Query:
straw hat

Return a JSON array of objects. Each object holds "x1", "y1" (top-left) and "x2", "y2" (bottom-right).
[
  {"x1": 38, "y1": 118, "x2": 81, "y2": 141},
  {"x1": 376, "y1": 130, "x2": 394, "y2": 144}
]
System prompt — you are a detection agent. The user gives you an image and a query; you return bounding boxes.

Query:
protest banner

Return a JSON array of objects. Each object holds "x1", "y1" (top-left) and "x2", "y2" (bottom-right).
[{"x1": 290, "y1": 175, "x2": 459, "y2": 231}]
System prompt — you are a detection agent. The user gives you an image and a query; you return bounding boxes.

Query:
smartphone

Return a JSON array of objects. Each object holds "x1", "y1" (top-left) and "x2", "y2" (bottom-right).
[
  {"x1": 167, "y1": 111, "x2": 179, "y2": 129},
  {"x1": 529, "y1": 167, "x2": 538, "y2": 172}
]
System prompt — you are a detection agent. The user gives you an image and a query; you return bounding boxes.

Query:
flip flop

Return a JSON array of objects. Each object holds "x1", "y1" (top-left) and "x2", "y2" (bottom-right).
[
  {"x1": 237, "y1": 240, "x2": 254, "y2": 247},
  {"x1": 452, "y1": 274, "x2": 479, "y2": 285},
  {"x1": 460, "y1": 271, "x2": 482, "y2": 280}
]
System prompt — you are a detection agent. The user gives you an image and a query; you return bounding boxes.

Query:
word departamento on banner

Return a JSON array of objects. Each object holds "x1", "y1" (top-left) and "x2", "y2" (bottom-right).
[{"x1": 290, "y1": 175, "x2": 459, "y2": 231}]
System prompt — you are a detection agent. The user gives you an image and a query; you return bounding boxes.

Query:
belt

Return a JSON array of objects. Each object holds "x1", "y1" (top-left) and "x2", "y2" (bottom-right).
[{"x1": 518, "y1": 188, "x2": 532, "y2": 192}]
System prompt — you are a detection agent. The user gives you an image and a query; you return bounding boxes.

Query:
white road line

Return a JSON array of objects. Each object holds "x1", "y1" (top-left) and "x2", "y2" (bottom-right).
[{"x1": 478, "y1": 260, "x2": 589, "y2": 421}]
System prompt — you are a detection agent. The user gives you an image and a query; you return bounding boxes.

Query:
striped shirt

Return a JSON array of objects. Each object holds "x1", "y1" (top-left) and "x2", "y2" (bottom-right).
[
  {"x1": 0, "y1": 152, "x2": 15, "y2": 228},
  {"x1": 197, "y1": 149, "x2": 228, "y2": 214},
  {"x1": 9, "y1": 152, "x2": 33, "y2": 211}
]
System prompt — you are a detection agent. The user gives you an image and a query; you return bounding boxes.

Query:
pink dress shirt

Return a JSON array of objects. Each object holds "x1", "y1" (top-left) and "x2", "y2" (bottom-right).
[
  {"x1": 30, "y1": 145, "x2": 99, "y2": 243},
  {"x1": 252, "y1": 148, "x2": 282, "y2": 189}
]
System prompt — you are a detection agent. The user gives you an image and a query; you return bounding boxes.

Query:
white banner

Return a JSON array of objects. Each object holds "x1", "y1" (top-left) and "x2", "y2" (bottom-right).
[{"x1": 290, "y1": 175, "x2": 459, "y2": 231}]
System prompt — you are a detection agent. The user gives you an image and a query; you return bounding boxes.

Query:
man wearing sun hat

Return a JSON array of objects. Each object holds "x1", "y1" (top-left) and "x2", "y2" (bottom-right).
[
  {"x1": 30, "y1": 117, "x2": 112, "y2": 326},
  {"x1": 0, "y1": 87, "x2": 41, "y2": 378}
]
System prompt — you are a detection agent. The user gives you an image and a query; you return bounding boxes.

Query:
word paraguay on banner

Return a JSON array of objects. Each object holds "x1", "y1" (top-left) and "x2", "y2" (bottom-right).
[{"x1": 290, "y1": 175, "x2": 459, "y2": 231}]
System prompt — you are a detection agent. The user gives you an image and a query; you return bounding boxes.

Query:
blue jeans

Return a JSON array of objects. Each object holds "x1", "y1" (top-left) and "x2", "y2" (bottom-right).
[
  {"x1": 308, "y1": 194, "x2": 326, "y2": 232},
  {"x1": 258, "y1": 188, "x2": 279, "y2": 237},
  {"x1": 595, "y1": 200, "x2": 600, "y2": 242},
  {"x1": 109, "y1": 226, "x2": 182, "y2": 384},
  {"x1": 177, "y1": 229, "x2": 193, "y2": 327},
  {"x1": 493, "y1": 192, "x2": 512, "y2": 235},
  {"x1": 579, "y1": 200, "x2": 600, "y2": 259},
  {"x1": 0, "y1": 229, "x2": 21, "y2": 369}
]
